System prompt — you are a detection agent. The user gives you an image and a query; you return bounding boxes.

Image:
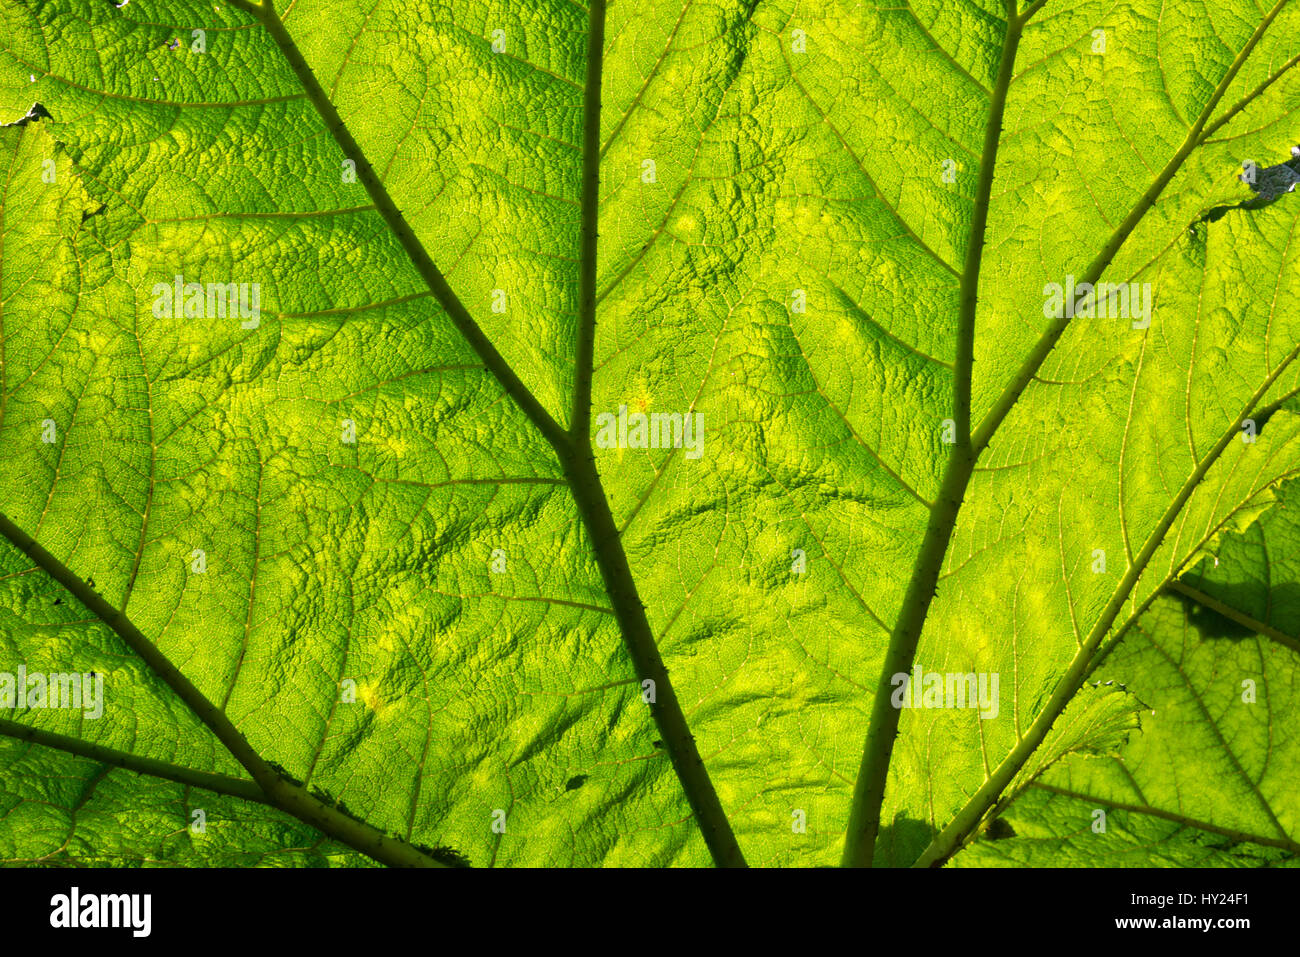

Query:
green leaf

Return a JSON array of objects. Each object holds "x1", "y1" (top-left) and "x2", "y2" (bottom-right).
[
  {"x1": 1177, "y1": 470, "x2": 1300, "y2": 654},
  {"x1": 955, "y1": 475, "x2": 1300, "y2": 866},
  {"x1": 0, "y1": 738, "x2": 375, "y2": 867},
  {"x1": 2, "y1": 0, "x2": 1300, "y2": 869},
  {"x1": 0, "y1": 532, "x2": 374, "y2": 866},
  {"x1": 953, "y1": 592, "x2": 1300, "y2": 866}
]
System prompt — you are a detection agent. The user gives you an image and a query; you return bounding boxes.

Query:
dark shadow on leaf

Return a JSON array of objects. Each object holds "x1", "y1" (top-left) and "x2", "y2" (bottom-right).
[
  {"x1": 984, "y1": 816, "x2": 1017, "y2": 841},
  {"x1": 1193, "y1": 145, "x2": 1300, "y2": 228},
  {"x1": 1169, "y1": 587, "x2": 1254, "y2": 639},
  {"x1": 1168, "y1": 580, "x2": 1300, "y2": 641},
  {"x1": 874, "y1": 816, "x2": 938, "y2": 867},
  {"x1": 0, "y1": 102, "x2": 52, "y2": 129}
]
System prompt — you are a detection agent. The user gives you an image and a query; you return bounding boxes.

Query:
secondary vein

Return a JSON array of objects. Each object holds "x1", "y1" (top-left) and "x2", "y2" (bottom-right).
[
  {"x1": 0, "y1": 717, "x2": 268, "y2": 805},
  {"x1": 0, "y1": 510, "x2": 445, "y2": 868},
  {"x1": 227, "y1": 0, "x2": 568, "y2": 454}
]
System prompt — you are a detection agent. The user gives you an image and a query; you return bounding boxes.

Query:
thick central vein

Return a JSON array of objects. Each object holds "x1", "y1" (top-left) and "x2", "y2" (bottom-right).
[
  {"x1": 914, "y1": 356, "x2": 1300, "y2": 866},
  {"x1": 843, "y1": 0, "x2": 1294, "y2": 867},
  {"x1": 231, "y1": 0, "x2": 746, "y2": 867},
  {"x1": 839, "y1": 6, "x2": 1027, "y2": 868}
]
